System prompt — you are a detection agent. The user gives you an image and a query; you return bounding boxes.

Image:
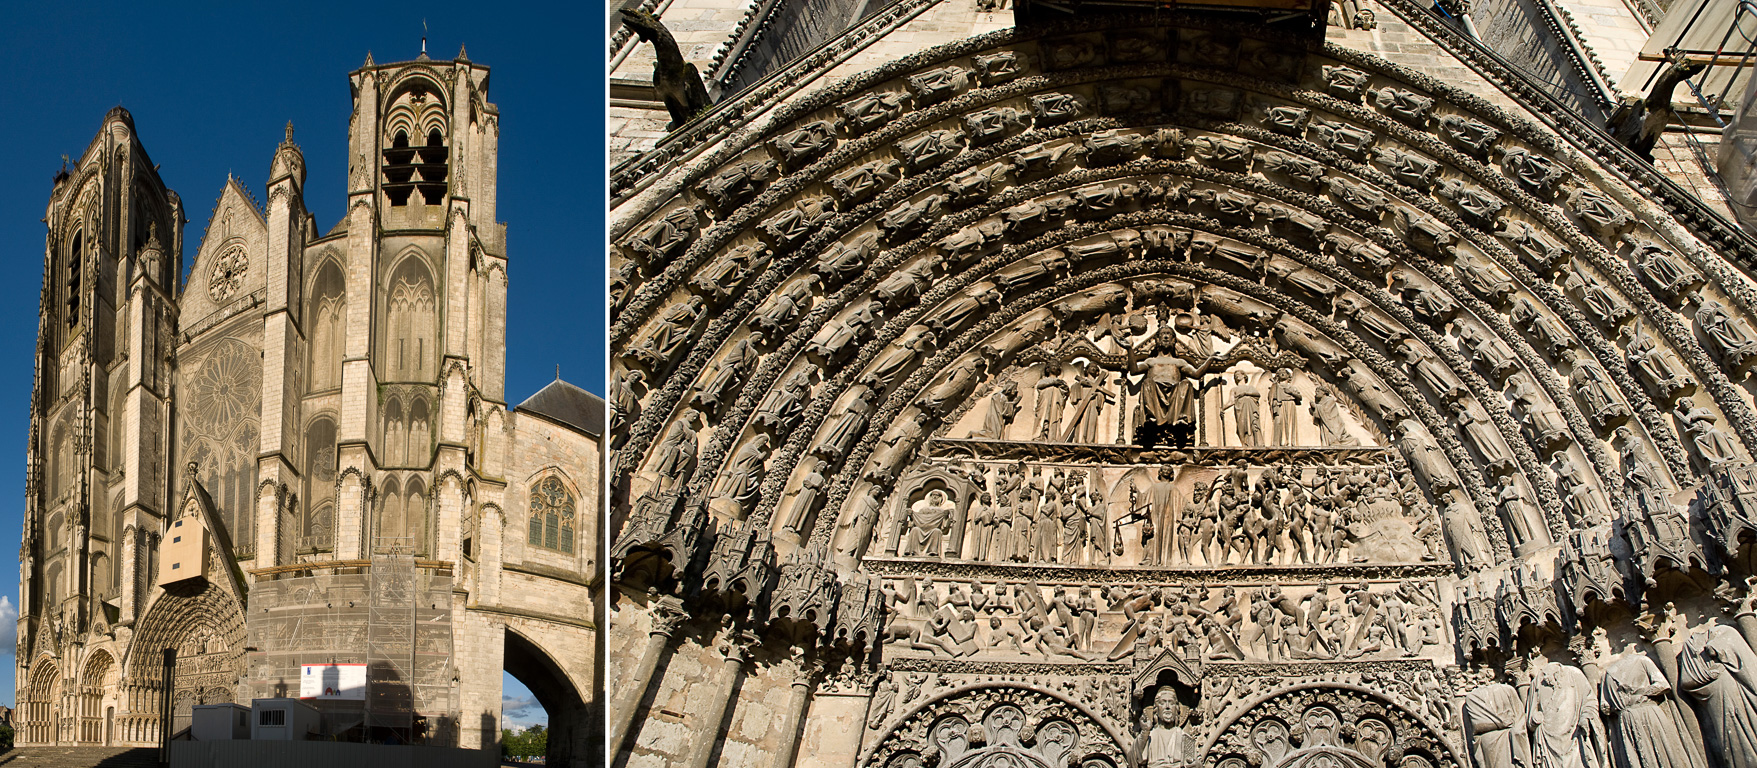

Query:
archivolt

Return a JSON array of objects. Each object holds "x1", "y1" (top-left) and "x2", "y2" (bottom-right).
[{"x1": 610, "y1": 11, "x2": 1757, "y2": 578}]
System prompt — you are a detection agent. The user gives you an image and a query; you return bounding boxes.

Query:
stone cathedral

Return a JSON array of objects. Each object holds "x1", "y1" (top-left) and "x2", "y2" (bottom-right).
[
  {"x1": 19, "y1": 51, "x2": 601, "y2": 765},
  {"x1": 608, "y1": 0, "x2": 1757, "y2": 767}
]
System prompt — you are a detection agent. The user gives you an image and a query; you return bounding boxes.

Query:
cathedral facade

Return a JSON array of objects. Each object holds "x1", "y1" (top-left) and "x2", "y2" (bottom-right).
[
  {"x1": 608, "y1": 1, "x2": 1757, "y2": 768},
  {"x1": 19, "y1": 52, "x2": 602, "y2": 765}
]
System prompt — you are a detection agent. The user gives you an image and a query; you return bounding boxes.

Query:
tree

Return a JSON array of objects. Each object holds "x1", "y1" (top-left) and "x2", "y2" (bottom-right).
[{"x1": 501, "y1": 724, "x2": 547, "y2": 762}]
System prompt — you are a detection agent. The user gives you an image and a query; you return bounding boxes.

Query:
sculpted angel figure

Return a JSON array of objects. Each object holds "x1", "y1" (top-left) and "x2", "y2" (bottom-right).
[
  {"x1": 976, "y1": 380, "x2": 1021, "y2": 439},
  {"x1": 1221, "y1": 370, "x2": 1265, "y2": 447},
  {"x1": 1270, "y1": 368, "x2": 1302, "y2": 446},
  {"x1": 1062, "y1": 362, "x2": 1116, "y2": 443},
  {"x1": 1310, "y1": 386, "x2": 1358, "y2": 446}
]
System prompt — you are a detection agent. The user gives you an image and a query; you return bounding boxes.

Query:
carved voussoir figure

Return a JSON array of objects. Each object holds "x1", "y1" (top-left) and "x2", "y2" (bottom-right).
[
  {"x1": 1622, "y1": 321, "x2": 1696, "y2": 402},
  {"x1": 1312, "y1": 119, "x2": 1377, "y2": 159},
  {"x1": 1569, "y1": 187, "x2": 1634, "y2": 239},
  {"x1": 1374, "y1": 146, "x2": 1441, "y2": 189},
  {"x1": 1262, "y1": 149, "x2": 1327, "y2": 187},
  {"x1": 1498, "y1": 146, "x2": 1568, "y2": 199},
  {"x1": 696, "y1": 158, "x2": 777, "y2": 215},
  {"x1": 1630, "y1": 238, "x2": 1703, "y2": 300},
  {"x1": 624, "y1": 206, "x2": 700, "y2": 267},
  {"x1": 627, "y1": 295, "x2": 704, "y2": 370},
  {"x1": 1693, "y1": 293, "x2": 1757, "y2": 375},
  {"x1": 1371, "y1": 86, "x2": 1435, "y2": 125},
  {"x1": 906, "y1": 65, "x2": 970, "y2": 106},
  {"x1": 840, "y1": 91, "x2": 910, "y2": 136},
  {"x1": 690, "y1": 241, "x2": 771, "y2": 305},
  {"x1": 973, "y1": 51, "x2": 1030, "y2": 85},
  {"x1": 1028, "y1": 92, "x2": 1089, "y2": 126},
  {"x1": 1564, "y1": 351, "x2": 1632, "y2": 430},
  {"x1": 1439, "y1": 113, "x2": 1503, "y2": 157},
  {"x1": 1496, "y1": 218, "x2": 1571, "y2": 275},
  {"x1": 895, "y1": 129, "x2": 966, "y2": 172},
  {"x1": 1322, "y1": 64, "x2": 1372, "y2": 100},
  {"x1": 1438, "y1": 178, "x2": 1508, "y2": 223},
  {"x1": 828, "y1": 159, "x2": 901, "y2": 207},
  {"x1": 759, "y1": 196, "x2": 836, "y2": 249},
  {"x1": 878, "y1": 193, "x2": 945, "y2": 244},
  {"x1": 770, "y1": 119, "x2": 840, "y2": 169},
  {"x1": 964, "y1": 105, "x2": 1030, "y2": 147}
]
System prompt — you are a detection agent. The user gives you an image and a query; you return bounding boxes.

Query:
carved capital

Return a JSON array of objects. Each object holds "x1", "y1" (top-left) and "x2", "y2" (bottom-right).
[{"x1": 649, "y1": 597, "x2": 687, "y2": 638}]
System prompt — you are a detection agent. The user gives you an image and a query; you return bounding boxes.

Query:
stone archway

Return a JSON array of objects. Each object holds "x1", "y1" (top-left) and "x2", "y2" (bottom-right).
[
  {"x1": 120, "y1": 571, "x2": 246, "y2": 743},
  {"x1": 1203, "y1": 684, "x2": 1460, "y2": 768},
  {"x1": 505, "y1": 627, "x2": 590, "y2": 768},
  {"x1": 865, "y1": 684, "x2": 1127, "y2": 768},
  {"x1": 609, "y1": 6, "x2": 1757, "y2": 768},
  {"x1": 78, "y1": 649, "x2": 116, "y2": 745},
  {"x1": 23, "y1": 657, "x2": 60, "y2": 745},
  {"x1": 610, "y1": 11, "x2": 1756, "y2": 588}
]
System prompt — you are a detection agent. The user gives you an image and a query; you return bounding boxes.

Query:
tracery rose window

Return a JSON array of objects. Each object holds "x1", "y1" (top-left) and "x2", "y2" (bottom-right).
[{"x1": 208, "y1": 246, "x2": 249, "y2": 302}]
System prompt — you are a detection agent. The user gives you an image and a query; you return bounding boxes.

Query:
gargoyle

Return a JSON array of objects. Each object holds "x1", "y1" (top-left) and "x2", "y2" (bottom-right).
[{"x1": 620, "y1": 9, "x2": 712, "y2": 130}]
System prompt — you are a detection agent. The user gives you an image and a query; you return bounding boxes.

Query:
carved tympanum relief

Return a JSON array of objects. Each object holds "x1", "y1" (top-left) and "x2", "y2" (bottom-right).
[{"x1": 609, "y1": 11, "x2": 1757, "y2": 768}]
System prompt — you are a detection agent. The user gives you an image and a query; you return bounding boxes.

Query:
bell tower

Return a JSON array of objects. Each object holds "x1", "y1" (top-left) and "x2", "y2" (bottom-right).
[{"x1": 21, "y1": 106, "x2": 182, "y2": 739}]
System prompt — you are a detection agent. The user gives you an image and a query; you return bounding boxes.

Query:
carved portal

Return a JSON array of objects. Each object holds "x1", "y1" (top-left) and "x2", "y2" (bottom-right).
[{"x1": 608, "y1": 10, "x2": 1757, "y2": 768}]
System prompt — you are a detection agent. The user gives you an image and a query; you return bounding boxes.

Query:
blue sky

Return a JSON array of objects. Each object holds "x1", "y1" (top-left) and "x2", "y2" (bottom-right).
[{"x1": 0, "y1": 3, "x2": 606, "y2": 715}]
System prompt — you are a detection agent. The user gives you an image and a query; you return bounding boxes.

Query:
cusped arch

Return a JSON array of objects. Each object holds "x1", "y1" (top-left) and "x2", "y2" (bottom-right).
[
  {"x1": 1201, "y1": 682, "x2": 1460, "y2": 768},
  {"x1": 864, "y1": 682, "x2": 1127, "y2": 768}
]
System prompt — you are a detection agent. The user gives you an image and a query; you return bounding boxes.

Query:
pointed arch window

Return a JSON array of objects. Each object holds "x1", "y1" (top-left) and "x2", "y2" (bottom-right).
[
  {"x1": 308, "y1": 263, "x2": 346, "y2": 392},
  {"x1": 528, "y1": 476, "x2": 575, "y2": 554},
  {"x1": 67, "y1": 230, "x2": 83, "y2": 327},
  {"x1": 385, "y1": 261, "x2": 436, "y2": 381}
]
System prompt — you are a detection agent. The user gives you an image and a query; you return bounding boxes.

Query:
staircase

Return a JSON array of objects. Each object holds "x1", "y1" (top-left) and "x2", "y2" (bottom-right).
[{"x1": 0, "y1": 747, "x2": 159, "y2": 767}]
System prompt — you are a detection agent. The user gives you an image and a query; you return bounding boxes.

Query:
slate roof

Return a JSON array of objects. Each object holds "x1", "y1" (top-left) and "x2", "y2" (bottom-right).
[{"x1": 516, "y1": 377, "x2": 604, "y2": 437}]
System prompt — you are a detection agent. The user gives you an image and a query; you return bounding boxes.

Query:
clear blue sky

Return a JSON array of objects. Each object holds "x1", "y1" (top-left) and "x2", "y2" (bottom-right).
[{"x1": 0, "y1": 3, "x2": 606, "y2": 709}]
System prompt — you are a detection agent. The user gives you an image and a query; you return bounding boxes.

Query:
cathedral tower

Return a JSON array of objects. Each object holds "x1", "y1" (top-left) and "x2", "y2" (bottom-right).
[
  {"x1": 21, "y1": 106, "x2": 184, "y2": 745},
  {"x1": 19, "y1": 51, "x2": 597, "y2": 765}
]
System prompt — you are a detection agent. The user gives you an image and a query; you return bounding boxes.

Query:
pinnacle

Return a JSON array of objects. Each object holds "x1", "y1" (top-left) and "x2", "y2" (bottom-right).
[
  {"x1": 364, "y1": 50, "x2": 375, "y2": 67},
  {"x1": 458, "y1": 43, "x2": 469, "y2": 61}
]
